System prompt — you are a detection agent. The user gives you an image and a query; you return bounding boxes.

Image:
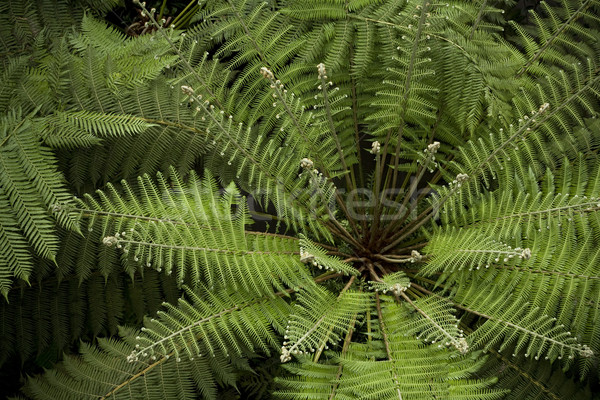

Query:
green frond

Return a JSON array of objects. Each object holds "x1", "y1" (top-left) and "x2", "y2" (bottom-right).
[
  {"x1": 429, "y1": 157, "x2": 600, "y2": 376},
  {"x1": 184, "y1": 86, "x2": 338, "y2": 239},
  {"x1": 73, "y1": 14, "x2": 179, "y2": 89},
  {"x1": 299, "y1": 236, "x2": 359, "y2": 276},
  {"x1": 75, "y1": 167, "x2": 315, "y2": 295},
  {"x1": 424, "y1": 223, "x2": 597, "y2": 365},
  {"x1": 481, "y1": 347, "x2": 595, "y2": 400},
  {"x1": 281, "y1": 1, "x2": 349, "y2": 21},
  {"x1": 398, "y1": 295, "x2": 467, "y2": 353},
  {"x1": 423, "y1": 227, "x2": 531, "y2": 276},
  {"x1": 368, "y1": 271, "x2": 411, "y2": 294},
  {"x1": 368, "y1": 0, "x2": 445, "y2": 138},
  {"x1": 276, "y1": 300, "x2": 502, "y2": 399},
  {"x1": 0, "y1": 109, "x2": 79, "y2": 297},
  {"x1": 51, "y1": 110, "x2": 157, "y2": 139},
  {"x1": 280, "y1": 286, "x2": 368, "y2": 363},
  {"x1": 20, "y1": 327, "x2": 243, "y2": 400},
  {"x1": 0, "y1": 0, "x2": 115, "y2": 57},
  {"x1": 511, "y1": 0, "x2": 600, "y2": 77},
  {"x1": 0, "y1": 57, "x2": 28, "y2": 113},
  {"x1": 128, "y1": 284, "x2": 291, "y2": 363},
  {"x1": 0, "y1": 267, "x2": 180, "y2": 367},
  {"x1": 17, "y1": 279, "x2": 289, "y2": 399},
  {"x1": 275, "y1": 358, "x2": 341, "y2": 399},
  {"x1": 439, "y1": 163, "x2": 600, "y2": 235},
  {"x1": 513, "y1": 65, "x2": 600, "y2": 163}
]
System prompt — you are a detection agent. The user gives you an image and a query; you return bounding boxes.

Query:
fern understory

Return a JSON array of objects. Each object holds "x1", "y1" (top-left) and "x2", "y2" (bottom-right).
[{"x1": 1, "y1": 0, "x2": 599, "y2": 398}]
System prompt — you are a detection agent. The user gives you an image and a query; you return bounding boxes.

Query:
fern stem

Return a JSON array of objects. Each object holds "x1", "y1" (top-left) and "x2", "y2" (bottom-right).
[
  {"x1": 380, "y1": 109, "x2": 443, "y2": 242},
  {"x1": 137, "y1": 2, "x2": 223, "y2": 108},
  {"x1": 347, "y1": 15, "x2": 401, "y2": 29},
  {"x1": 379, "y1": 147, "x2": 435, "y2": 241},
  {"x1": 266, "y1": 73, "x2": 361, "y2": 238},
  {"x1": 137, "y1": 117, "x2": 206, "y2": 134},
  {"x1": 320, "y1": 72, "x2": 357, "y2": 194},
  {"x1": 71, "y1": 205, "x2": 313, "y2": 243},
  {"x1": 226, "y1": 0, "x2": 266, "y2": 61},
  {"x1": 318, "y1": 71, "x2": 362, "y2": 237},
  {"x1": 465, "y1": 200, "x2": 600, "y2": 228},
  {"x1": 327, "y1": 313, "x2": 356, "y2": 400},
  {"x1": 387, "y1": 0, "x2": 430, "y2": 196},
  {"x1": 158, "y1": 0, "x2": 168, "y2": 20},
  {"x1": 493, "y1": 264, "x2": 600, "y2": 281},
  {"x1": 325, "y1": 208, "x2": 365, "y2": 250},
  {"x1": 379, "y1": 197, "x2": 442, "y2": 254},
  {"x1": 390, "y1": 241, "x2": 427, "y2": 255},
  {"x1": 375, "y1": 292, "x2": 404, "y2": 400},
  {"x1": 374, "y1": 254, "x2": 409, "y2": 264},
  {"x1": 368, "y1": 150, "x2": 383, "y2": 246},
  {"x1": 366, "y1": 262, "x2": 382, "y2": 283},
  {"x1": 405, "y1": 287, "x2": 425, "y2": 299},
  {"x1": 100, "y1": 357, "x2": 169, "y2": 399},
  {"x1": 111, "y1": 237, "x2": 299, "y2": 256},
  {"x1": 348, "y1": 64, "x2": 365, "y2": 191},
  {"x1": 170, "y1": 0, "x2": 198, "y2": 29},
  {"x1": 468, "y1": 0, "x2": 487, "y2": 40},
  {"x1": 0, "y1": 117, "x2": 25, "y2": 148}
]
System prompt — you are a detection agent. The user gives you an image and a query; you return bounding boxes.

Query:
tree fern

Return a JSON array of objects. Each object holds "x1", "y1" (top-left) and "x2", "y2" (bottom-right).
[{"x1": 1, "y1": 0, "x2": 599, "y2": 398}]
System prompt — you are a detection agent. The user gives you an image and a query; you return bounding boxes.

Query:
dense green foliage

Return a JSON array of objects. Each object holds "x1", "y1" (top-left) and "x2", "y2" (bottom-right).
[{"x1": 0, "y1": 0, "x2": 599, "y2": 398}]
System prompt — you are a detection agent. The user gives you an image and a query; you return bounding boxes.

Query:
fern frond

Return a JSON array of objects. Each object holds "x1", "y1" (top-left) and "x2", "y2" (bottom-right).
[
  {"x1": 430, "y1": 157, "x2": 600, "y2": 375},
  {"x1": 480, "y1": 347, "x2": 595, "y2": 400},
  {"x1": 127, "y1": 285, "x2": 291, "y2": 363},
  {"x1": 299, "y1": 236, "x2": 359, "y2": 276},
  {"x1": 75, "y1": 167, "x2": 315, "y2": 295},
  {"x1": 0, "y1": 109, "x2": 79, "y2": 297},
  {"x1": 181, "y1": 85, "x2": 338, "y2": 240},
  {"x1": 0, "y1": 266, "x2": 180, "y2": 367},
  {"x1": 51, "y1": 110, "x2": 157, "y2": 139},
  {"x1": 368, "y1": 0, "x2": 443, "y2": 138},
  {"x1": 513, "y1": 0, "x2": 600, "y2": 77},
  {"x1": 398, "y1": 295, "x2": 467, "y2": 354},
  {"x1": 452, "y1": 280, "x2": 593, "y2": 363},
  {"x1": 0, "y1": 56, "x2": 28, "y2": 113},
  {"x1": 280, "y1": 285, "x2": 368, "y2": 363},
  {"x1": 276, "y1": 299, "x2": 503, "y2": 399},
  {"x1": 20, "y1": 327, "x2": 243, "y2": 400},
  {"x1": 4, "y1": 0, "x2": 600, "y2": 397},
  {"x1": 423, "y1": 227, "x2": 532, "y2": 275},
  {"x1": 368, "y1": 271, "x2": 411, "y2": 294}
]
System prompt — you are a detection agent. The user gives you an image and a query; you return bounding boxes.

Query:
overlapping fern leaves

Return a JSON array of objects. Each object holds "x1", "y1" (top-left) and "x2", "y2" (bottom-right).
[
  {"x1": 1, "y1": 0, "x2": 599, "y2": 399},
  {"x1": 0, "y1": 109, "x2": 78, "y2": 297}
]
